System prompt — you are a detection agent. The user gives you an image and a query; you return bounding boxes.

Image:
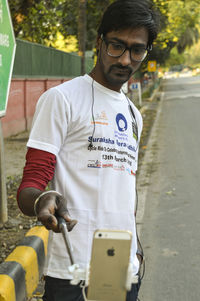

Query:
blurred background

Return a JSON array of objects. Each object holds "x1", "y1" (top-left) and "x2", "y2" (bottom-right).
[{"x1": 8, "y1": 0, "x2": 200, "y2": 78}]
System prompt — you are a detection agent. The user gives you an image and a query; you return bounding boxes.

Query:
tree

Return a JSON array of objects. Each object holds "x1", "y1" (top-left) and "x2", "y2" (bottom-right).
[
  {"x1": 59, "y1": 0, "x2": 114, "y2": 50},
  {"x1": 78, "y1": 0, "x2": 87, "y2": 74},
  {"x1": 152, "y1": 0, "x2": 200, "y2": 62},
  {"x1": 185, "y1": 38, "x2": 200, "y2": 68},
  {"x1": 8, "y1": 0, "x2": 64, "y2": 45},
  {"x1": 9, "y1": 0, "x2": 200, "y2": 67},
  {"x1": 8, "y1": 0, "x2": 114, "y2": 49}
]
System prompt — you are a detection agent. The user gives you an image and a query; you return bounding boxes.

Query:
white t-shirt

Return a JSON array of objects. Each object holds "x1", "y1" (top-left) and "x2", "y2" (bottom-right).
[{"x1": 27, "y1": 74, "x2": 143, "y2": 279}]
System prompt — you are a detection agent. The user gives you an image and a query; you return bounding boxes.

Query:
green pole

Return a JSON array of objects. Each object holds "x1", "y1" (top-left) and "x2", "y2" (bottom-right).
[{"x1": 0, "y1": 119, "x2": 7, "y2": 224}]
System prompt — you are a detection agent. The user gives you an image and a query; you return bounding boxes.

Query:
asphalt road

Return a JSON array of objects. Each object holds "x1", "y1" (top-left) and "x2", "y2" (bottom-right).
[{"x1": 138, "y1": 76, "x2": 200, "y2": 301}]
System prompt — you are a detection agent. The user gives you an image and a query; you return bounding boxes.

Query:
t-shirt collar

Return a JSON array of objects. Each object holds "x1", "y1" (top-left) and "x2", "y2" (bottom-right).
[{"x1": 83, "y1": 74, "x2": 125, "y2": 100}]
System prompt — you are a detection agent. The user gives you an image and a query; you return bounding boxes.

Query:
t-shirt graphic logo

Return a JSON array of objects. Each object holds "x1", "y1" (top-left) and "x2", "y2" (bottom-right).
[
  {"x1": 116, "y1": 113, "x2": 128, "y2": 132},
  {"x1": 91, "y1": 111, "x2": 108, "y2": 125}
]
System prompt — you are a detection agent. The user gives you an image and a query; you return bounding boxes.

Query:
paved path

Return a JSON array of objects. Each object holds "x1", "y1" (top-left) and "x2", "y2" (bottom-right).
[{"x1": 137, "y1": 76, "x2": 200, "y2": 301}]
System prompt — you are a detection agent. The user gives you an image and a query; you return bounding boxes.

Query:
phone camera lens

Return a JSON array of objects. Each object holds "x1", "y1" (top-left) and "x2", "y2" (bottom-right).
[{"x1": 98, "y1": 233, "x2": 102, "y2": 237}]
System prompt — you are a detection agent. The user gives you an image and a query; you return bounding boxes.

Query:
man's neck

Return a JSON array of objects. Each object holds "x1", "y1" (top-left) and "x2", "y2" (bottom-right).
[{"x1": 89, "y1": 68, "x2": 122, "y2": 92}]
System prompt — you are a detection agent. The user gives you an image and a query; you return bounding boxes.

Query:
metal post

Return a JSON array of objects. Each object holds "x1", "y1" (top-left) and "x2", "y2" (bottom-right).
[
  {"x1": 138, "y1": 82, "x2": 142, "y2": 106},
  {"x1": 0, "y1": 119, "x2": 8, "y2": 223}
]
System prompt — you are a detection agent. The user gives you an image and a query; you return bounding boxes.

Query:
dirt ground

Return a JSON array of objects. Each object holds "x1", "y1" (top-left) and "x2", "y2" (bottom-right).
[
  {"x1": 0, "y1": 95, "x2": 159, "y2": 265},
  {"x1": 1, "y1": 131, "x2": 37, "y2": 264},
  {"x1": 4, "y1": 131, "x2": 29, "y2": 177}
]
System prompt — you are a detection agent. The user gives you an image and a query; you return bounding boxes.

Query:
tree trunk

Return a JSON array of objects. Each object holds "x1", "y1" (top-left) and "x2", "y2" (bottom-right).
[{"x1": 78, "y1": 0, "x2": 87, "y2": 75}]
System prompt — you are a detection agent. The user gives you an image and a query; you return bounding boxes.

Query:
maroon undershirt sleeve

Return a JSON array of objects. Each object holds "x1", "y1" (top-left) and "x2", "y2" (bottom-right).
[{"x1": 17, "y1": 147, "x2": 56, "y2": 203}]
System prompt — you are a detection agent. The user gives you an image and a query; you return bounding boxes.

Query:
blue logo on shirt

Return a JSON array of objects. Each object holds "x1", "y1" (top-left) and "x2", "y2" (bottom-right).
[{"x1": 116, "y1": 113, "x2": 128, "y2": 132}]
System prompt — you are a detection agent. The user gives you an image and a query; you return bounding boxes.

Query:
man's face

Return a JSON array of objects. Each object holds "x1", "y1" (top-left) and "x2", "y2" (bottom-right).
[{"x1": 95, "y1": 27, "x2": 149, "y2": 91}]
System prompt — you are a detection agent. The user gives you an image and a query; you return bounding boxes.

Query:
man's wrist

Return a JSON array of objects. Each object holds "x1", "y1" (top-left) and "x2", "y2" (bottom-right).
[{"x1": 34, "y1": 190, "x2": 62, "y2": 215}]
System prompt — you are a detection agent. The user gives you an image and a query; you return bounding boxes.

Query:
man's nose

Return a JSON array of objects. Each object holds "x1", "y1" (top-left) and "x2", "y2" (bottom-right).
[{"x1": 118, "y1": 49, "x2": 132, "y2": 66}]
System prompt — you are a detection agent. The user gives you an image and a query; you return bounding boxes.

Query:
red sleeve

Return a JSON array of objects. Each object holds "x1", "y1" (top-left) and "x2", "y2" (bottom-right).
[{"x1": 17, "y1": 147, "x2": 56, "y2": 201}]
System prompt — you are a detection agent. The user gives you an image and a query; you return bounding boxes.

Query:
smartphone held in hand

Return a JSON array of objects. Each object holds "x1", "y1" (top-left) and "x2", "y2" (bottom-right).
[{"x1": 87, "y1": 229, "x2": 132, "y2": 301}]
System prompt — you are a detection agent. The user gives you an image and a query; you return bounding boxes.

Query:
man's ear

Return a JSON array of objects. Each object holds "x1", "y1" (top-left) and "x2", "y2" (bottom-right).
[{"x1": 96, "y1": 35, "x2": 101, "y2": 55}]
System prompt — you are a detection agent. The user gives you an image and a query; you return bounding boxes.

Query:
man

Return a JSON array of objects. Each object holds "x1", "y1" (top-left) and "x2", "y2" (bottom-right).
[{"x1": 17, "y1": 1, "x2": 159, "y2": 300}]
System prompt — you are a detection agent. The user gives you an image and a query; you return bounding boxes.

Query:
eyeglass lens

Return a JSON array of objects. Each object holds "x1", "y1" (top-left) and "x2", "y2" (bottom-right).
[{"x1": 107, "y1": 42, "x2": 147, "y2": 62}]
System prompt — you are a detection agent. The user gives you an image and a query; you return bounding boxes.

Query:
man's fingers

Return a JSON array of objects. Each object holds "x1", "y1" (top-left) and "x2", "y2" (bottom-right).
[
  {"x1": 37, "y1": 213, "x2": 77, "y2": 233},
  {"x1": 35, "y1": 193, "x2": 77, "y2": 233},
  {"x1": 61, "y1": 211, "x2": 77, "y2": 232},
  {"x1": 38, "y1": 214, "x2": 60, "y2": 232},
  {"x1": 66, "y1": 219, "x2": 77, "y2": 231}
]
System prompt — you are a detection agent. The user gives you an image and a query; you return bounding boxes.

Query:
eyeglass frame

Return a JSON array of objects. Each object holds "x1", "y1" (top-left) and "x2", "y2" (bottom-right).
[{"x1": 100, "y1": 34, "x2": 152, "y2": 62}]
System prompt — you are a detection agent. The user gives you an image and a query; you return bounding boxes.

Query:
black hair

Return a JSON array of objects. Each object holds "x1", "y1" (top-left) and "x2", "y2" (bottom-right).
[{"x1": 97, "y1": 0, "x2": 160, "y2": 47}]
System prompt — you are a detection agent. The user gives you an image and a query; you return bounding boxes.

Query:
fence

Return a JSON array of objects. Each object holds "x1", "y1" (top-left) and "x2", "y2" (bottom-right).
[
  {"x1": 13, "y1": 39, "x2": 94, "y2": 78},
  {"x1": 2, "y1": 39, "x2": 94, "y2": 137}
]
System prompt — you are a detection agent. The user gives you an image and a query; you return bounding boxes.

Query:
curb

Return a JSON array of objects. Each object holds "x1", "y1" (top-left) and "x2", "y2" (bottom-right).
[
  {"x1": 137, "y1": 91, "x2": 164, "y2": 235},
  {"x1": 0, "y1": 226, "x2": 49, "y2": 301},
  {"x1": 149, "y1": 84, "x2": 161, "y2": 102}
]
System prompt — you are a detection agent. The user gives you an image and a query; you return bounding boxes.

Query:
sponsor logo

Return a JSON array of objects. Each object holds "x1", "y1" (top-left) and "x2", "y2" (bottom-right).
[
  {"x1": 116, "y1": 113, "x2": 128, "y2": 132},
  {"x1": 114, "y1": 130, "x2": 128, "y2": 141},
  {"x1": 87, "y1": 160, "x2": 102, "y2": 168},
  {"x1": 126, "y1": 168, "x2": 136, "y2": 176},
  {"x1": 113, "y1": 165, "x2": 125, "y2": 171},
  {"x1": 102, "y1": 163, "x2": 113, "y2": 168},
  {"x1": 91, "y1": 111, "x2": 108, "y2": 125}
]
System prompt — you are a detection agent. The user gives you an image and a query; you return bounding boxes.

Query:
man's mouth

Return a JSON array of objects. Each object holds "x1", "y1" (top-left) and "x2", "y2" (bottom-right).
[{"x1": 110, "y1": 65, "x2": 132, "y2": 76}]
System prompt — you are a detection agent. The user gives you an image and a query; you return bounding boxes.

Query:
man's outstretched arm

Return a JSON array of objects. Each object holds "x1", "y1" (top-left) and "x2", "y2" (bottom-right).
[{"x1": 17, "y1": 148, "x2": 77, "y2": 232}]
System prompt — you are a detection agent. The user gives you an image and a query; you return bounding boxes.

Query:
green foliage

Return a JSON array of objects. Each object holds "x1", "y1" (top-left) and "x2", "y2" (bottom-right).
[
  {"x1": 164, "y1": 47, "x2": 185, "y2": 68},
  {"x1": 86, "y1": 0, "x2": 114, "y2": 49},
  {"x1": 8, "y1": 0, "x2": 64, "y2": 45},
  {"x1": 8, "y1": 0, "x2": 200, "y2": 66},
  {"x1": 182, "y1": 38, "x2": 200, "y2": 68},
  {"x1": 9, "y1": 0, "x2": 114, "y2": 49},
  {"x1": 56, "y1": 0, "x2": 114, "y2": 50},
  {"x1": 153, "y1": 0, "x2": 200, "y2": 63}
]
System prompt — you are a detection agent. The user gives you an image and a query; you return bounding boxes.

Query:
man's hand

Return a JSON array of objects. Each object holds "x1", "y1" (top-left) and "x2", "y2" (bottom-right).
[
  {"x1": 35, "y1": 191, "x2": 77, "y2": 233},
  {"x1": 18, "y1": 187, "x2": 77, "y2": 233}
]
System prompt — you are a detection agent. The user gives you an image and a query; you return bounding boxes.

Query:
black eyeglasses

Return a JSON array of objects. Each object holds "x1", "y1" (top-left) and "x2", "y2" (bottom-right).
[{"x1": 101, "y1": 34, "x2": 151, "y2": 62}]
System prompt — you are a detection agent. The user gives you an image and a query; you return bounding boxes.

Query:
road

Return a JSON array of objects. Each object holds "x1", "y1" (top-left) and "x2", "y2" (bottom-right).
[{"x1": 138, "y1": 76, "x2": 200, "y2": 301}]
